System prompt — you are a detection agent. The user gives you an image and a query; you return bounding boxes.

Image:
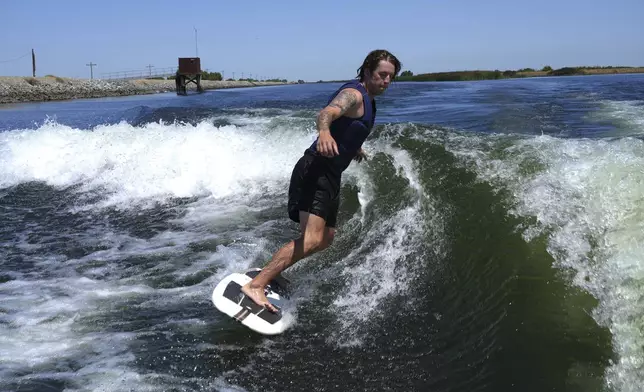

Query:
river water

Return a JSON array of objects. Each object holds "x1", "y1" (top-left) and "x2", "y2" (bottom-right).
[{"x1": 1, "y1": 74, "x2": 643, "y2": 391}]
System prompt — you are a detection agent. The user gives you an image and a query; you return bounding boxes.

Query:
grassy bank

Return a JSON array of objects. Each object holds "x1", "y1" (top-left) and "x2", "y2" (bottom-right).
[
  {"x1": 0, "y1": 76, "x2": 291, "y2": 104},
  {"x1": 394, "y1": 66, "x2": 644, "y2": 82}
]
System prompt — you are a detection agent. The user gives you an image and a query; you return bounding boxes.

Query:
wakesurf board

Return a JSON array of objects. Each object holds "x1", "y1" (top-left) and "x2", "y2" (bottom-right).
[{"x1": 212, "y1": 268, "x2": 291, "y2": 335}]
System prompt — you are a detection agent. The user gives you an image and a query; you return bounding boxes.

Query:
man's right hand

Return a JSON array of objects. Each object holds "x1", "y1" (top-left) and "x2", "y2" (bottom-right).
[{"x1": 317, "y1": 130, "x2": 339, "y2": 157}]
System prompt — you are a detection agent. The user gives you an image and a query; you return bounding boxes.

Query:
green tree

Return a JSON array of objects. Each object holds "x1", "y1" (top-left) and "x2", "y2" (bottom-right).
[
  {"x1": 201, "y1": 71, "x2": 222, "y2": 81},
  {"x1": 541, "y1": 65, "x2": 553, "y2": 72},
  {"x1": 400, "y1": 70, "x2": 413, "y2": 77}
]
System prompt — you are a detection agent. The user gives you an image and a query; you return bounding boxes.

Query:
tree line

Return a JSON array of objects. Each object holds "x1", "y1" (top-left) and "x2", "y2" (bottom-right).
[{"x1": 395, "y1": 65, "x2": 595, "y2": 82}]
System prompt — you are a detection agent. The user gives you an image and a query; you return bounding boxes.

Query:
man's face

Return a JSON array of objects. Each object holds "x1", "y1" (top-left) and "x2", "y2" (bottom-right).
[{"x1": 365, "y1": 60, "x2": 396, "y2": 95}]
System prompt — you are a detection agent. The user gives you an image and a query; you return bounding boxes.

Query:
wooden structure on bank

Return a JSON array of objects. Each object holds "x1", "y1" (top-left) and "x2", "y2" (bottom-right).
[{"x1": 175, "y1": 57, "x2": 204, "y2": 95}]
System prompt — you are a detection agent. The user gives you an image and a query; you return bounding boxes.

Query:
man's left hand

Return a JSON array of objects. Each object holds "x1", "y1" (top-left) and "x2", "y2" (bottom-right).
[{"x1": 354, "y1": 148, "x2": 368, "y2": 163}]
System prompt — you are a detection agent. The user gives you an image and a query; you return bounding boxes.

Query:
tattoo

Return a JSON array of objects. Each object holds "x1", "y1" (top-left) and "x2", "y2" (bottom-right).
[
  {"x1": 317, "y1": 89, "x2": 359, "y2": 131},
  {"x1": 317, "y1": 110, "x2": 334, "y2": 131},
  {"x1": 329, "y1": 90, "x2": 358, "y2": 113}
]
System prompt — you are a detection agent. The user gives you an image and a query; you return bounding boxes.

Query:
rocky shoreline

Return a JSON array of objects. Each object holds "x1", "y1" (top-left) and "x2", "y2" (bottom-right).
[{"x1": 0, "y1": 76, "x2": 290, "y2": 104}]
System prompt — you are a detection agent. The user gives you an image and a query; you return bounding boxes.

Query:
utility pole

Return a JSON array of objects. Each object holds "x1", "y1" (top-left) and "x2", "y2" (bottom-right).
[
  {"x1": 194, "y1": 27, "x2": 199, "y2": 57},
  {"x1": 146, "y1": 64, "x2": 154, "y2": 77},
  {"x1": 86, "y1": 62, "x2": 97, "y2": 79},
  {"x1": 32, "y1": 49, "x2": 36, "y2": 77}
]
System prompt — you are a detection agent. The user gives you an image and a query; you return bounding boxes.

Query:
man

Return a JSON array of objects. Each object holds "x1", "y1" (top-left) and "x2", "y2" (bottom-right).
[{"x1": 242, "y1": 49, "x2": 402, "y2": 312}]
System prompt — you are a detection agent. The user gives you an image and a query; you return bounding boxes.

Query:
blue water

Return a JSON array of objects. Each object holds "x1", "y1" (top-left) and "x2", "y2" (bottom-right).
[
  {"x1": 1, "y1": 74, "x2": 643, "y2": 392},
  {"x1": 4, "y1": 75, "x2": 643, "y2": 136}
]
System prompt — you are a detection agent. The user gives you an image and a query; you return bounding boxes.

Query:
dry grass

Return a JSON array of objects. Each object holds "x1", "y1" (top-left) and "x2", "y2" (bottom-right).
[
  {"x1": 583, "y1": 67, "x2": 644, "y2": 74},
  {"x1": 517, "y1": 71, "x2": 549, "y2": 77},
  {"x1": 516, "y1": 67, "x2": 644, "y2": 78},
  {"x1": 24, "y1": 77, "x2": 39, "y2": 86},
  {"x1": 44, "y1": 75, "x2": 66, "y2": 83}
]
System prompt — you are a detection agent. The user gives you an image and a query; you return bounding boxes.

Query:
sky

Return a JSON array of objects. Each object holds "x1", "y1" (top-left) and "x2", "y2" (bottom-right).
[{"x1": 1, "y1": 0, "x2": 643, "y2": 81}]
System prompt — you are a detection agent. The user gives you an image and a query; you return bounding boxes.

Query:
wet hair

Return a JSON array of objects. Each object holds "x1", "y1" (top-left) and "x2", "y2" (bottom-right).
[{"x1": 357, "y1": 49, "x2": 402, "y2": 81}]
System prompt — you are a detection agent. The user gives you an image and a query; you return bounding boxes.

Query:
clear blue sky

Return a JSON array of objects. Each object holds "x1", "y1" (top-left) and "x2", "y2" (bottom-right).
[{"x1": 1, "y1": 0, "x2": 642, "y2": 81}]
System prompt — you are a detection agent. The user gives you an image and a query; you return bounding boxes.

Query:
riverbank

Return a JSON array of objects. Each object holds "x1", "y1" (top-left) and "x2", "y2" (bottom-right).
[
  {"x1": 395, "y1": 66, "x2": 644, "y2": 83},
  {"x1": 518, "y1": 66, "x2": 644, "y2": 78},
  {"x1": 0, "y1": 76, "x2": 290, "y2": 104}
]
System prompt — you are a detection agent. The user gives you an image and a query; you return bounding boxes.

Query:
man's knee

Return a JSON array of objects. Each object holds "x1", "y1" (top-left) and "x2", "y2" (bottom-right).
[
  {"x1": 301, "y1": 229, "x2": 335, "y2": 253},
  {"x1": 298, "y1": 211, "x2": 335, "y2": 253},
  {"x1": 321, "y1": 228, "x2": 336, "y2": 249},
  {"x1": 302, "y1": 231, "x2": 325, "y2": 253}
]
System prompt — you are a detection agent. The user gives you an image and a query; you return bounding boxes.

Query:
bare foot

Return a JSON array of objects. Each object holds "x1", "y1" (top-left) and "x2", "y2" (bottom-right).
[{"x1": 241, "y1": 283, "x2": 278, "y2": 313}]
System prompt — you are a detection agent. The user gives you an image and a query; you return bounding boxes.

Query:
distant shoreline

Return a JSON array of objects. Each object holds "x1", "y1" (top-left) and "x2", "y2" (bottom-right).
[
  {"x1": 3, "y1": 66, "x2": 642, "y2": 105},
  {"x1": 395, "y1": 66, "x2": 644, "y2": 83},
  {"x1": 0, "y1": 76, "x2": 291, "y2": 105},
  {"x1": 315, "y1": 66, "x2": 644, "y2": 84}
]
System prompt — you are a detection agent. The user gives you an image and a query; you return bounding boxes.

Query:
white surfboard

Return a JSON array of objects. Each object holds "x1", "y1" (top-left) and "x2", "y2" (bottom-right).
[{"x1": 212, "y1": 268, "x2": 291, "y2": 335}]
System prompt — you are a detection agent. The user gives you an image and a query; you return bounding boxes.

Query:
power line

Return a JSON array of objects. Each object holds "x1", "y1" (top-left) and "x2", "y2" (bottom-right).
[{"x1": 0, "y1": 52, "x2": 31, "y2": 63}]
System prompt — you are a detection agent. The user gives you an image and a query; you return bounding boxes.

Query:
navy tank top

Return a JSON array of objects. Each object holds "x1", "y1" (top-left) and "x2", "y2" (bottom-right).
[{"x1": 308, "y1": 80, "x2": 376, "y2": 175}]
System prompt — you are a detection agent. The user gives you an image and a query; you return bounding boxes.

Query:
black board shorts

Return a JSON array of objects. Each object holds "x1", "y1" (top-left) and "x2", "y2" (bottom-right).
[{"x1": 288, "y1": 149, "x2": 341, "y2": 228}]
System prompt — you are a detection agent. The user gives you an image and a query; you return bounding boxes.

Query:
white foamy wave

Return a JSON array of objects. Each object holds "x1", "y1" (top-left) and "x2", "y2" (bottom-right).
[
  {"x1": 329, "y1": 143, "x2": 445, "y2": 346},
  {"x1": 0, "y1": 118, "x2": 314, "y2": 209},
  {"x1": 593, "y1": 100, "x2": 644, "y2": 135},
  {"x1": 447, "y1": 133, "x2": 644, "y2": 392},
  {"x1": 66, "y1": 372, "x2": 250, "y2": 392},
  {"x1": 0, "y1": 247, "x2": 256, "y2": 391},
  {"x1": 0, "y1": 192, "x2": 280, "y2": 391},
  {"x1": 331, "y1": 207, "x2": 422, "y2": 323},
  {"x1": 0, "y1": 277, "x2": 146, "y2": 387}
]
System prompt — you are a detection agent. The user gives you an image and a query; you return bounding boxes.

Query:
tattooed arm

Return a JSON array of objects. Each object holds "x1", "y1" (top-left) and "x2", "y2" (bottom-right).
[
  {"x1": 317, "y1": 88, "x2": 362, "y2": 132},
  {"x1": 315, "y1": 88, "x2": 363, "y2": 157}
]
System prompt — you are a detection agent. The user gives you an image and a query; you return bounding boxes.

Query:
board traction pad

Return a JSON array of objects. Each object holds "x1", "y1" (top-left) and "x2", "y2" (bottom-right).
[{"x1": 221, "y1": 269, "x2": 290, "y2": 325}]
